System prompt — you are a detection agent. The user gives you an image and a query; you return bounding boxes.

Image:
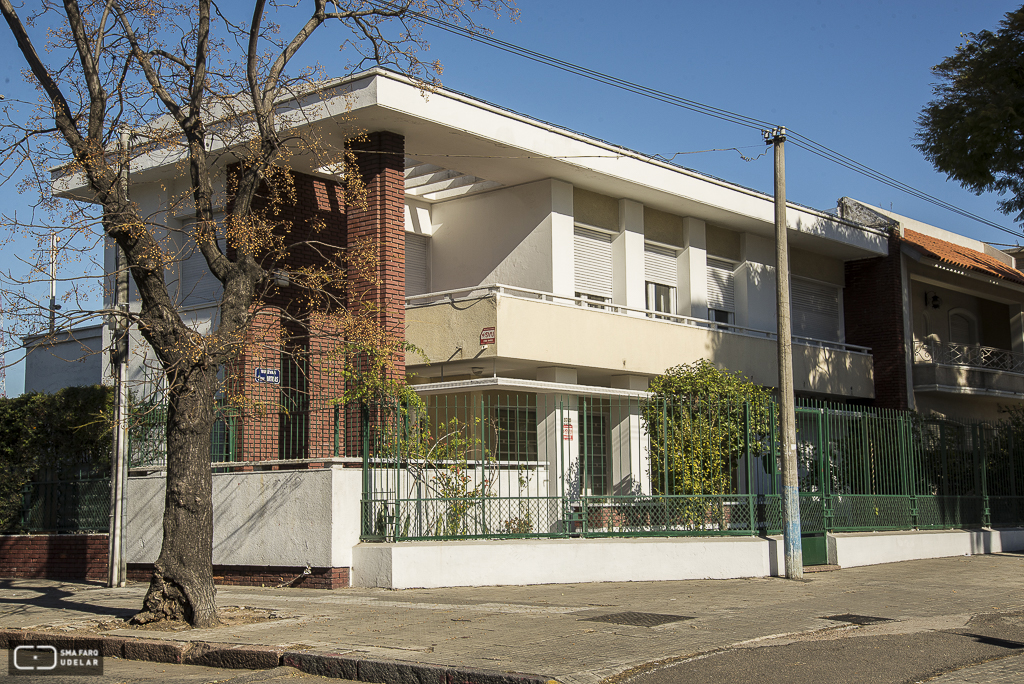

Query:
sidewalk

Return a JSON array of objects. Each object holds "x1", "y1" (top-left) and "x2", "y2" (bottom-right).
[{"x1": 2, "y1": 553, "x2": 1023, "y2": 684}]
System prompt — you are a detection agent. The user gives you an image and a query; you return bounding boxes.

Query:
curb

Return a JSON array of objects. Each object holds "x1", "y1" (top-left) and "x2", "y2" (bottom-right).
[{"x1": 0, "y1": 630, "x2": 559, "y2": 684}]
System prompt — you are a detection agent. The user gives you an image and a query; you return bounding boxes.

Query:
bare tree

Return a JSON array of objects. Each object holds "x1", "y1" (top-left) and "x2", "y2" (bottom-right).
[{"x1": 0, "y1": 0, "x2": 515, "y2": 627}]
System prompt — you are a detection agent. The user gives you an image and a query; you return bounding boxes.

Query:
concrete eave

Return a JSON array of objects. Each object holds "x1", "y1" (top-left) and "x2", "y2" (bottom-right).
[{"x1": 57, "y1": 69, "x2": 887, "y2": 262}]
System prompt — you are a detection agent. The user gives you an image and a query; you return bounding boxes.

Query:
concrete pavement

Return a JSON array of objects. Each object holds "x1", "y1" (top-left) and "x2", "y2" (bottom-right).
[{"x1": 2, "y1": 553, "x2": 1023, "y2": 684}]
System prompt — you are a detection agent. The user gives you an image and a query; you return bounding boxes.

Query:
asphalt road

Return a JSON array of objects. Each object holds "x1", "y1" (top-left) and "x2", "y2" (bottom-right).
[{"x1": 624, "y1": 610, "x2": 1024, "y2": 684}]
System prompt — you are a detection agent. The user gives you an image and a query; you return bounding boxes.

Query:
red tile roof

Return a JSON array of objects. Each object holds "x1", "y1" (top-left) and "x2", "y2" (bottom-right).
[{"x1": 902, "y1": 228, "x2": 1024, "y2": 286}]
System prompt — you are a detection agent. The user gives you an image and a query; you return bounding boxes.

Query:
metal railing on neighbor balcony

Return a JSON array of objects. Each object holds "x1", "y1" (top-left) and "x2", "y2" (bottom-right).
[
  {"x1": 406, "y1": 284, "x2": 871, "y2": 355},
  {"x1": 914, "y1": 339, "x2": 1024, "y2": 374}
]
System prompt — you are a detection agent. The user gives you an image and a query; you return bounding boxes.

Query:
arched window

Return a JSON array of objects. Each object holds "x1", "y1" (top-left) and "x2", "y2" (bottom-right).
[{"x1": 948, "y1": 310, "x2": 976, "y2": 345}]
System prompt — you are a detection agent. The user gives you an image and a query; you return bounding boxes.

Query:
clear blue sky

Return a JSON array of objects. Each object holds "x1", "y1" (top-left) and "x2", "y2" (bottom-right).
[{"x1": 1, "y1": 0, "x2": 1020, "y2": 395}]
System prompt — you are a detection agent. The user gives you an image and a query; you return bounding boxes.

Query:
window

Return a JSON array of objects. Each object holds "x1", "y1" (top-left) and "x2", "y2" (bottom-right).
[
  {"x1": 645, "y1": 243, "x2": 677, "y2": 317},
  {"x1": 707, "y1": 257, "x2": 736, "y2": 325},
  {"x1": 574, "y1": 226, "x2": 613, "y2": 303},
  {"x1": 405, "y1": 233, "x2": 430, "y2": 297},
  {"x1": 646, "y1": 282, "x2": 675, "y2": 316},
  {"x1": 949, "y1": 312, "x2": 976, "y2": 345},
  {"x1": 493, "y1": 407, "x2": 538, "y2": 462},
  {"x1": 581, "y1": 411, "x2": 610, "y2": 496},
  {"x1": 791, "y1": 277, "x2": 841, "y2": 342},
  {"x1": 576, "y1": 292, "x2": 609, "y2": 309}
]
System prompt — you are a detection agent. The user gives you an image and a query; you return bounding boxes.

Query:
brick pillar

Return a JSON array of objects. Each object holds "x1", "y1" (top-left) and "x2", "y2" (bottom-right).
[
  {"x1": 232, "y1": 308, "x2": 283, "y2": 462},
  {"x1": 347, "y1": 131, "x2": 406, "y2": 379},
  {"x1": 844, "y1": 230, "x2": 909, "y2": 410},
  {"x1": 308, "y1": 314, "x2": 345, "y2": 460}
]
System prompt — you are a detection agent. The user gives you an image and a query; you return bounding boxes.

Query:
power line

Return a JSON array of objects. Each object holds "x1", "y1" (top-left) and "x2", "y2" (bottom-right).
[{"x1": 379, "y1": 2, "x2": 1024, "y2": 240}]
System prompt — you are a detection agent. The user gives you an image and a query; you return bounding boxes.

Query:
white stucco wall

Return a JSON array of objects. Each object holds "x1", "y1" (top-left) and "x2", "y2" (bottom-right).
[
  {"x1": 126, "y1": 467, "x2": 363, "y2": 568},
  {"x1": 830, "y1": 528, "x2": 1024, "y2": 568},
  {"x1": 352, "y1": 536, "x2": 773, "y2": 588},
  {"x1": 23, "y1": 325, "x2": 104, "y2": 393},
  {"x1": 430, "y1": 180, "x2": 561, "y2": 292}
]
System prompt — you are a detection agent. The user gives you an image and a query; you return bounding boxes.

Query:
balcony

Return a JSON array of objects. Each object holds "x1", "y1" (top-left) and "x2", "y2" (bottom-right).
[
  {"x1": 913, "y1": 339, "x2": 1024, "y2": 398},
  {"x1": 406, "y1": 284, "x2": 875, "y2": 398}
]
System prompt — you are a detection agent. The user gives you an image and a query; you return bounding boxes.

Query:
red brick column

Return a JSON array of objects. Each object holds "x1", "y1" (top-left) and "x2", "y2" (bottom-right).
[
  {"x1": 844, "y1": 229, "x2": 909, "y2": 409},
  {"x1": 308, "y1": 314, "x2": 345, "y2": 460},
  {"x1": 232, "y1": 308, "x2": 283, "y2": 462},
  {"x1": 348, "y1": 131, "x2": 406, "y2": 379}
]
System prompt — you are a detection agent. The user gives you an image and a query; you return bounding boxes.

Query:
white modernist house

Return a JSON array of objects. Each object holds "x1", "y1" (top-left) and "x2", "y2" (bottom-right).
[{"x1": 105, "y1": 69, "x2": 1021, "y2": 588}]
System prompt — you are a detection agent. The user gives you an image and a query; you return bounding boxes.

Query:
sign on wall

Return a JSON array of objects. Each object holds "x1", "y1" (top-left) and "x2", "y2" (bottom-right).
[
  {"x1": 563, "y1": 418, "x2": 573, "y2": 441},
  {"x1": 254, "y1": 368, "x2": 281, "y2": 384},
  {"x1": 480, "y1": 327, "x2": 496, "y2": 346}
]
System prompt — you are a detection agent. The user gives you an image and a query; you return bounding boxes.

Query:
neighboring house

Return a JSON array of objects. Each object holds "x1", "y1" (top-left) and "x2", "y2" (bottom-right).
[
  {"x1": 22, "y1": 324, "x2": 104, "y2": 394},
  {"x1": 838, "y1": 198, "x2": 1024, "y2": 421}
]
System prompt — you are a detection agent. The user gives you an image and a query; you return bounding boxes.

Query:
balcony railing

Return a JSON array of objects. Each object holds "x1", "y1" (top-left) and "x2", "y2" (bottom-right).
[
  {"x1": 914, "y1": 339, "x2": 1024, "y2": 375},
  {"x1": 406, "y1": 284, "x2": 871, "y2": 355}
]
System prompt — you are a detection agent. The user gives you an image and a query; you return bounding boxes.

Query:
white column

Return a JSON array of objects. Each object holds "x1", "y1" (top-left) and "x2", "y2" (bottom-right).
[
  {"x1": 678, "y1": 217, "x2": 707, "y2": 318},
  {"x1": 614, "y1": 199, "x2": 646, "y2": 312},
  {"x1": 550, "y1": 180, "x2": 575, "y2": 297},
  {"x1": 609, "y1": 375, "x2": 651, "y2": 496},
  {"x1": 736, "y1": 233, "x2": 776, "y2": 331}
]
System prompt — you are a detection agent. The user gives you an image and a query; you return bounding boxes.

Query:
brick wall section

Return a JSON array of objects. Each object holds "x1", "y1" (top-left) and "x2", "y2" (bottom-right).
[
  {"x1": 347, "y1": 132, "x2": 407, "y2": 379},
  {"x1": 231, "y1": 308, "x2": 282, "y2": 463},
  {"x1": 0, "y1": 534, "x2": 108, "y2": 581},
  {"x1": 844, "y1": 229, "x2": 909, "y2": 409},
  {"x1": 127, "y1": 564, "x2": 349, "y2": 589}
]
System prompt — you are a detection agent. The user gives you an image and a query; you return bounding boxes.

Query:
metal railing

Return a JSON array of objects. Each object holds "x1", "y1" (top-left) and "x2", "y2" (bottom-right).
[
  {"x1": 914, "y1": 339, "x2": 1024, "y2": 374},
  {"x1": 362, "y1": 393, "x2": 1024, "y2": 542},
  {"x1": 406, "y1": 284, "x2": 871, "y2": 355},
  {"x1": 18, "y1": 478, "x2": 110, "y2": 533}
]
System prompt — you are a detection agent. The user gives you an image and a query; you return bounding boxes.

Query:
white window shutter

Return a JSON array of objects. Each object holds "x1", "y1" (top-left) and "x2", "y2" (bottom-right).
[
  {"x1": 574, "y1": 227, "x2": 613, "y2": 298},
  {"x1": 644, "y1": 244, "x2": 677, "y2": 286},
  {"x1": 405, "y1": 233, "x2": 430, "y2": 296},
  {"x1": 791, "y1": 277, "x2": 840, "y2": 342},
  {"x1": 706, "y1": 257, "x2": 736, "y2": 313}
]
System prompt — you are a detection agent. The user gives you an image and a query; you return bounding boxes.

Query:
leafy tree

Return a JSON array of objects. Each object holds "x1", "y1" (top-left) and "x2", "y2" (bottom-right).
[
  {"x1": 641, "y1": 361, "x2": 772, "y2": 509},
  {"x1": 915, "y1": 6, "x2": 1024, "y2": 223},
  {"x1": 0, "y1": 0, "x2": 515, "y2": 626},
  {"x1": 0, "y1": 385, "x2": 112, "y2": 532}
]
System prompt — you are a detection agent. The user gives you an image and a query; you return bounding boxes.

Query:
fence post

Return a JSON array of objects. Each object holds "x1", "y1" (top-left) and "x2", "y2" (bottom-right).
[
  {"x1": 978, "y1": 425, "x2": 990, "y2": 527},
  {"x1": 746, "y1": 402, "x2": 755, "y2": 536}
]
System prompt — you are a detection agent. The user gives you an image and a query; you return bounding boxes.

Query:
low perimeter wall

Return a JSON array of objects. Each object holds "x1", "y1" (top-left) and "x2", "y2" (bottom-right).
[
  {"x1": 830, "y1": 528, "x2": 1024, "y2": 568},
  {"x1": 0, "y1": 534, "x2": 108, "y2": 581},
  {"x1": 352, "y1": 528, "x2": 1024, "y2": 589}
]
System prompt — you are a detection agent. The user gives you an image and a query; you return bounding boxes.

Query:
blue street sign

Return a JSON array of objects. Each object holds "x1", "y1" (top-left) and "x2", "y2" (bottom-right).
[{"x1": 254, "y1": 368, "x2": 281, "y2": 384}]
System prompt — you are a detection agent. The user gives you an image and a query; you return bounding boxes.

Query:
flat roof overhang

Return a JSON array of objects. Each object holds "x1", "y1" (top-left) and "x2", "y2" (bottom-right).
[{"x1": 55, "y1": 69, "x2": 888, "y2": 261}]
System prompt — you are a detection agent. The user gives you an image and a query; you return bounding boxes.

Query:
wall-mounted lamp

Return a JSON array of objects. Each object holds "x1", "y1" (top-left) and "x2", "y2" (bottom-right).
[
  {"x1": 272, "y1": 270, "x2": 290, "y2": 288},
  {"x1": 471, "y1": 367, "x2": 484, "y2": 377},
  {"x1": 925, "y1": 291, "x2": 942, "y2": 309}
]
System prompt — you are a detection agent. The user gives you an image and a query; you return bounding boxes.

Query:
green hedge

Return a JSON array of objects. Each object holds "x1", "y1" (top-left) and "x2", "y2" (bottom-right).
[{"x1": 0, "y1": 385, "x2": 113, "y2": 532}]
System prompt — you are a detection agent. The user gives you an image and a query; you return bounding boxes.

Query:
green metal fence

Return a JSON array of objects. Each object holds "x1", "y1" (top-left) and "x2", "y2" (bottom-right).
[
  {"x1": 361, "y1": 393, "x2": 1024, "y2": 542},
  {"x1": 18, "y1": 478, "x2": 110, "y2": 533}
]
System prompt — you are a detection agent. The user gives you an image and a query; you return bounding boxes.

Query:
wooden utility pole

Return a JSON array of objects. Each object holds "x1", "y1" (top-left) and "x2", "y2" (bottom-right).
[{"x1": 764, "y1": 126, "x2": 803, "y2": 580}]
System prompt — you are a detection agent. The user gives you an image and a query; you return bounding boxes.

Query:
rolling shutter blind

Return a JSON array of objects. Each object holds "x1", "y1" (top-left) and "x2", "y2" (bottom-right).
[
  {"x1": 706, "y1": 257, "x2": 736, "y2": 313},
  {"x1": 178, "y1": 240, "x2": 225, "y2": 305},
  {"x1": 405, "y1": 233, "x2": 430, "y2": 297},
  {"x1": 949, "y1": 314, "x2": 973, "y2": 345},
  {"x1": 791, "y1": 277, "x2": 840, "y2": 341},
  {"x1": 644, "y1": 244, "x2": 677, "y2": 286},
  {"x1": 574, "y1": 227, "x2": 613, "y2": 298}
]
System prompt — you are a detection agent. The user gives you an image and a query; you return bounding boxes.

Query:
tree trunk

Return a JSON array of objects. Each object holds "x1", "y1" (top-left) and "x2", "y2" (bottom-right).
[{"x1": 134, "y1": 364, "x2": 220, "y2": 627}]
